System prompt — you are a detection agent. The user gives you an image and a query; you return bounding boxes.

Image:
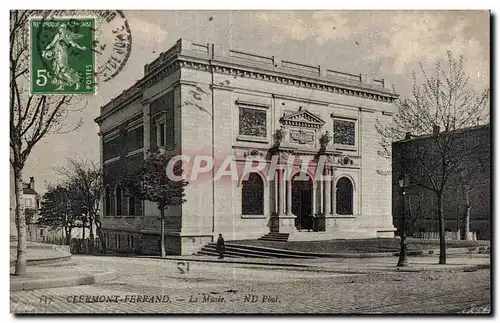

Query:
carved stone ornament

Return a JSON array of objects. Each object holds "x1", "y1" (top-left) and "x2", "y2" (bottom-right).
[
  {"x1": 279, "y1": 151, "x2": 290, "y2": 160},
  {"x1": 319, "y1": 131, "x2": 333, "y2": 149},
  {"x1": 244, "y1": 149, "x2": 266, "y2": 158},
  {"x1": 290, "y1": 129, "x2": 315, "y2": 145},
  {"x1": 339, "y1": 156, "x2": 352, "y2": 166},
  {"x1": 274, "y1": 126, "x2": 287, "y2": 145},
  {"x1": 280, "y1": 109, "x2": 326, "y2": 129}
]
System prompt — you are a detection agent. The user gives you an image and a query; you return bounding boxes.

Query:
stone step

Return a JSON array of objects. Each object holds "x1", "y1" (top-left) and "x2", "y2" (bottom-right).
[
  {"x1": 199, "y1": 247, "x2": 274, "y2": 259},
  {"x1": 259, "y1": 232, "x2": 290, "y2": 242},
  {"x1": 262, "y1": 233, "x2": 290, "y2": 237},
  {"x1": 196, "y1": 250, "x2": 242, "y2": 258},
  {"x1": 200, "y1": 245, "x2": 278, "y2": 258},
  {"x1": 199, "y1": 243, "x2": 317, "y2": 259},
  {"x1": 258, "y1": 237, "x2": 289, "y2": 241}
]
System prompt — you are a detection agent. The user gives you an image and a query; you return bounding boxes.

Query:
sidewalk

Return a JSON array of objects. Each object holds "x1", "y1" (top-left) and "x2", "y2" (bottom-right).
[
  {"x1": 10, "y1": 241, "x2": 71, "y2": 266},
  {"x1": 10, "y1": 261, "x2": 117, "y2": 292},
  {"x1": 165, "y1": 253, "x2": 490, "y2": 274},
  {"x1": 10, "y1": 242, "x2": 116, "y2": 292}
]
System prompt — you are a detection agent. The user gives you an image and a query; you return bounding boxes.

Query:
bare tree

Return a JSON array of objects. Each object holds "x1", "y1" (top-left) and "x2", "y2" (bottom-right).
[
  {"x1": 10, "y1": 10, "x2": 84, "y2": 276},
  {"x1": 377, "y1": 51, "x2": 489, "y2": 264},
  {"x1": 454, "y1": 130, "x2": 490, "y2": 240},
  {"x1": 37, "y1": 184, "x2": 83, "y2": 245},
  {"x1": 56, "y1": 159, "x2": 103, "y2": 253}
]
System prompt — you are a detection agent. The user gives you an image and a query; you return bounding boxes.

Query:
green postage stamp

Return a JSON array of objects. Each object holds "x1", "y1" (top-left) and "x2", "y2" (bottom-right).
[{"x1": 30, "y1": 17, "x2": 95, "y2": 95}]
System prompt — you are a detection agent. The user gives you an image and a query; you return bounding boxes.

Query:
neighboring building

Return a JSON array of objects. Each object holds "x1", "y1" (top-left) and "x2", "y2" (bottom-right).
[
  {"x1": 95, "y1": 38, "x2": 399, "y2": 255},
  {"x1": 10, "y1": 175, "x2": 93, "y2": 244},
  {"x1": 392, "y1": 124, "x2": 491, "y2": 240},
  {"x1": 22, "y1": 177, "x2": 42, "y2": 241},
  {"x1": 9, "y1": 176, "x2": 43, "y2": 241},
  {"x1": 10, "y1": 175, "x2": 48, "y2": 241}
]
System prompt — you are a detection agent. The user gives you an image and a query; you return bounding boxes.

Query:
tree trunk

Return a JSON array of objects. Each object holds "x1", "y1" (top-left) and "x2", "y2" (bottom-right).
[
  {"x1": 89, "y1": 220, "x2": 94, "y2": 253},
  {"x1": 82, "y1": 223, "x2": 86, "y2": 253},
  {"x1": 437, "y1": 192, "x2": 446, "y2": 264},
  {"x1": 65, "y1": 227, "x2": 72, "y2": 245},
  {"x1": 465, "y1": 189, "x2": 471, "y2": 241},
  {"x1": 160, "y1": 206, "x2": 166, "y2": 258},
  {"x1": 96, "y1": 222, "x2": 104, "y2": 253},
  {"x1": 14, "y1": 166, "x2": 27, "y2": 276}
]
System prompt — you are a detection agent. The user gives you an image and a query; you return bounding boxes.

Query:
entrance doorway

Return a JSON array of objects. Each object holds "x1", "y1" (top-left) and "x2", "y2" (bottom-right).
[{"x1": 291, "y1": 173, "x2": 313, "y2": 231}]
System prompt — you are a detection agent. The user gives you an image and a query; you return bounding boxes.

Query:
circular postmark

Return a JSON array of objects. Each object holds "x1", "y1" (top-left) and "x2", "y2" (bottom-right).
[
  {"x1": 31, "y1": 10, "x2": 132, "y2": 94},
  {"x1": 90, "y1": 10, "x2": 133, "y2": 82}
]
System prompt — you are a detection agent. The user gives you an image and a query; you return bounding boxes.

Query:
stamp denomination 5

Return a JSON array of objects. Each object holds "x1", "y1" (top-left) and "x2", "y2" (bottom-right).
[{"x1": 30, "y1": 17, "x2": 95, "y2": 95}]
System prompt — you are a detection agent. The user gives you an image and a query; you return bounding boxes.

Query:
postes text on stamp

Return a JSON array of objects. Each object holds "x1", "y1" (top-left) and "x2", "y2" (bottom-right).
[{"x1": 30, "y1": 17, "x2": 95, "y2": 95}]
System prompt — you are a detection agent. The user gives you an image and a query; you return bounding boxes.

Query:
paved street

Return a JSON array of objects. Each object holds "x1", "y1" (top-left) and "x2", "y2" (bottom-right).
[{"x1": 11, "y1": 255, "x2": 490, "y2": 314}]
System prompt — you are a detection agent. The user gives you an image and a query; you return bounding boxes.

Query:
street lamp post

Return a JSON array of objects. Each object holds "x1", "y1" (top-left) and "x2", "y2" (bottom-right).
[{"x1": 397, "y1": 173, "x2": 409, "y2": 267}]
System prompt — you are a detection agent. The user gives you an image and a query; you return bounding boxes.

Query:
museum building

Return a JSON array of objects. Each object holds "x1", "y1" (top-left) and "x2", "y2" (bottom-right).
[{"x1": 95, "y1": 38, "x2": 399, "y2": 255}]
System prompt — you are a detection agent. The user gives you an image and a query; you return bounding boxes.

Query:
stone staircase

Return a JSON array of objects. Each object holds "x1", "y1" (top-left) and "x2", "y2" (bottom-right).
[
  {"x1": 196, "y1": 242, "x2": 317, "y2": 259},
  {"x1": 258, "y1": 232, "x2": 290, "y2": 242}
]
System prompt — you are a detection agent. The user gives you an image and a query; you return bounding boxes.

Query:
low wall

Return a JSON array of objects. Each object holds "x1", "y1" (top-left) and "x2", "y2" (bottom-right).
[{"x1": 413, "y1": 231, "x2": 477, "y2": 241}]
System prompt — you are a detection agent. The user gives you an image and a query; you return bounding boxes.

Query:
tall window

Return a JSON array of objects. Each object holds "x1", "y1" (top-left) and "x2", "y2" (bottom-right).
[
  {"x1": 241, "y1": 173, "x2": 264, "y2": 215},
  {"x1": 104, "y1": 186, "x2": 111, "y2": 216},
  {"x1": 336, "y1": 177, "x2": 354, "y2": 215},
  {"x1": 151, "y1": 92, "x2": 174, "y2": 148},
  {"x1": 157, "y1": 121, "x2": 166, "y2": 147},
  {"x1": 128, "y1": 195, "x2": 136, "y2": 215},
  {"x1": 127, "y1": 124, "x2": 144, "y2": 152},
  {"x1": 103, "y1": 134, "x2": 120, "y2": 161},
  {"x1": 115, "y1": 185, "x2": 122, "y2": 216}
]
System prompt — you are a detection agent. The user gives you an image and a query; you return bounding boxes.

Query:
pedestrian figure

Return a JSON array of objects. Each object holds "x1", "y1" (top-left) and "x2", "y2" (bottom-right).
[{"x1": 216, "y1": 233, "x2": 225, "y2": 259}]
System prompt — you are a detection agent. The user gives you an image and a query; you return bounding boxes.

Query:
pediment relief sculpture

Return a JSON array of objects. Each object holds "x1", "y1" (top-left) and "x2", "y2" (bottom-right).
[
  {"x1": 280, "y1": 109, "x2": 325, "y2": 129},
  {"x1": 290, "y1": 129, "x2": 315, "y2": 145}
]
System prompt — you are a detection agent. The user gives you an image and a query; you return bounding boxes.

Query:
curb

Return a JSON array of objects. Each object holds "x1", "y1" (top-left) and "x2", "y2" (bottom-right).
[
  {"x1": 10, "y1": 269, "x2": 117, "y2": 292},
  {"x1": 165, "y1": 257, "x2": 490, "y2": 274},
  {"x1": 425, "y1": 247, "x2": 491, "y2": 255},
  {"x1": 163, "y1": 256, "x2": 310, "y2": 268},
  {"x1": 393, "y1": 263, "x2": 491, "y2": 273},
  {"x1": 296, "y1": 263, "x2": 492, "y2": 275},
  {"x1": 10, "y1": 243, "x2": 73, "y2": 267},
  {"x1": 10, "y1": 255, "x2": 73, "y2": 267}
]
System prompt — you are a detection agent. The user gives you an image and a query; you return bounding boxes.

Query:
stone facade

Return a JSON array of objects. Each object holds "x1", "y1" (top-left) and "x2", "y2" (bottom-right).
[
  {"x1": 95, "y1": 38, "x2": 398, "y2": 255},
  {"x1": 392, "y1": 124, "x2": 491, "y2": 240}
]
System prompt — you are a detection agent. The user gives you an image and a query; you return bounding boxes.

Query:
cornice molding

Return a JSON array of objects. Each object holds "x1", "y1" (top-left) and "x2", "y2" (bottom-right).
[
  {"x1": 141, "y1": 56, "x2": 397, "y2": 103},
  {"x1": 272, "y1": 93, "x2": 329, "y2": 107},
  {"x1": 207, "y1": 59, "x2": 396, "y2": 102},
  {"x1": 98, "y1": 54, "x2": 398, "y2": 124}
]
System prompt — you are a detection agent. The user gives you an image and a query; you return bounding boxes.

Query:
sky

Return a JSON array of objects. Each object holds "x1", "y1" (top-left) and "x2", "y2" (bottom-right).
[{"x1": 22, "y1": 10, "x2": 490, "y2": 194}]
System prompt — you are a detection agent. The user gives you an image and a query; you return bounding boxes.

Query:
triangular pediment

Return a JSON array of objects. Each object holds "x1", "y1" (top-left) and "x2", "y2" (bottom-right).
[{"x1": 280, "y1": 110, "x2": 325, "y2": 129}]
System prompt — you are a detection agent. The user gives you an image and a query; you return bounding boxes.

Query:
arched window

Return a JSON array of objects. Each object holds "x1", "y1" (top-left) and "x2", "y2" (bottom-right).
[
  {"x1": 115, "y1": 185, "x2": 122, "y2": 216},
  {"x1": 104, "y1": 186, "x2": 111, "y2": 217},
  {"x1": 336, "y1": 177, "x2": 353, "y2": 215},
  {"x1": 241, "y1": 173, "x2": 264, "y2": 215}
]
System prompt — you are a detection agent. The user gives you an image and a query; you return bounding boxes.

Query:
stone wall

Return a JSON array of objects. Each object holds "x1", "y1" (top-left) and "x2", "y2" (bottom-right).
[{"x1": 98, "y1": 38, "x2": 399, "y2": 255}]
